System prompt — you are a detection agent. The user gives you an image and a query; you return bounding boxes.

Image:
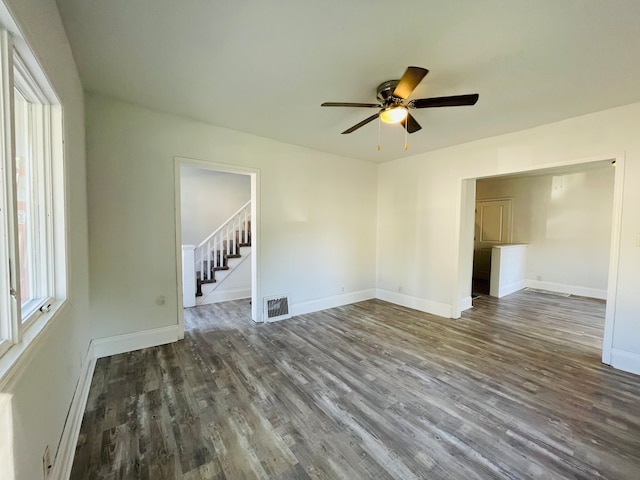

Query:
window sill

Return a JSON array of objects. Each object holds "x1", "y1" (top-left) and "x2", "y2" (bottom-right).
[{"x1": 0, "y1": 299, "x2": 67, "y2": 391}]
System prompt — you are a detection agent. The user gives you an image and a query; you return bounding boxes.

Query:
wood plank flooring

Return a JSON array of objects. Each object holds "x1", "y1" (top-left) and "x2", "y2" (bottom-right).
[{"x1": 70, "y1": 292, "x2": 640, "y2": 479}]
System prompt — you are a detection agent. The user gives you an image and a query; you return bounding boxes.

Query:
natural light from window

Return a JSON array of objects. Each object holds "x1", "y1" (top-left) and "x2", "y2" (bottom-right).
[{"x1": 14, "y1": 89, "x2": 35, "y2": 310}]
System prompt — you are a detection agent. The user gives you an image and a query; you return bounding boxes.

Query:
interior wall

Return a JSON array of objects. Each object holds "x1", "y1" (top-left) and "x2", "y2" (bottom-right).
[
  {"x1": 377, "y1": 100, "x2": 640, "y2": 373},
  {"x1": 180, "y1": 167, "x2": 250, "y2": 246},
  {"x1": 476, "y1": 167, "x2": 614, "y2": 295},
  {"x1": 0, "y1": 1, "x2": 90, "y2": 479},
  {"x1": 85, "y1": 92, "x2": 378, "y2": 337}
]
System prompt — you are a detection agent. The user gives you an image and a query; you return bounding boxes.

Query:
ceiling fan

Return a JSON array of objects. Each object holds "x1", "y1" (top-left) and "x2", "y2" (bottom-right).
[{"x1": 321, "y1": 66, "x2": 479, "y2": 135}]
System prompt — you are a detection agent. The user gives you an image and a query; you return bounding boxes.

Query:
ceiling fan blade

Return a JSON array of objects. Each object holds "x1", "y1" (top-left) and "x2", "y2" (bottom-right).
[
  {"x1": 341, "y1": 113, "x2": 380, "y2": 134},
  {"x1": 400, "y1": 113, "x2": 422, "y2": 134},
  {"x1": 321, "y1": 102, "x2": 381, "y2": 108},
  {"x1": 393, "y1": 66, "x2": 429, "y2": 99},
  {"x1": 410, "y1": 94, "x2": 479, "y2": 109}
]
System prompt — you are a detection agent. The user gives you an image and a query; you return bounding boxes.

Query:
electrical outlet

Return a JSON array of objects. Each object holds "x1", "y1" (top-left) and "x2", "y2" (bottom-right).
[
  {"x1": 341, "y1": 286, "x2": 345, "y2": 293},
  {"x1": 43, "y1": 445, "x2": 52, "y2": 478},
  {"x1": 398, "y1": 285, "x2": 402, "y2": 293}
]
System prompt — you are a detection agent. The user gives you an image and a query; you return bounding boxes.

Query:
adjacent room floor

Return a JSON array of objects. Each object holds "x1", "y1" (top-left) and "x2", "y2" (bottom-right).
[{"x1": 70, "y1": 292, "x2": 640, "y2": 479}]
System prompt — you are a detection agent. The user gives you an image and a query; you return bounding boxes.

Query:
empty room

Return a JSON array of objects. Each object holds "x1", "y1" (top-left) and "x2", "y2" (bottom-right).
[{"x1": 1, "y1": 1, "x2": 640, "y2": 479}]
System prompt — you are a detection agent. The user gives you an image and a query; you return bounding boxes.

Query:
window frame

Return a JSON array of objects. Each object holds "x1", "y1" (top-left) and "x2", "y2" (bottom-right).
[
  {"x1": 13, "y1": 52, "x2": 56, "y2": 327},
  {"x1": 0, "y1": 29, "x2": 19, "y2": 355},
  {"x1": 0, "y1": 23, "x2": 66, "y2": 368}
]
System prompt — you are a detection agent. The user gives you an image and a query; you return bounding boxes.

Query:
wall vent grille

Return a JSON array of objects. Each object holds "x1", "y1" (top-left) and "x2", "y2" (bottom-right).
[{"x1": 263, "y1": 295, "x2": 291, "y2": 322}]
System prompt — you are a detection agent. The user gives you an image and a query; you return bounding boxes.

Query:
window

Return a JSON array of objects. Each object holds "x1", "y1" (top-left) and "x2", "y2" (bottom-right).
[
  {"x1": 0, "y1": 28, "x2": 65, "y2": 362},
  {"x1": 14, "y1": 71, "x2": 55, "y2": 323}
]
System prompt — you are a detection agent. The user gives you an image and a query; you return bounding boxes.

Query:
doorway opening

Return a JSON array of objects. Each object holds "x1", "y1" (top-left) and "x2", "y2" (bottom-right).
[
  {"x1": 174, "y1": 157, "x2": 261, "y2": 335},
  {"x1": 455, "y1": 155, "x2": 623, "y2": 365},
  {"x1": 472, "y1": 198, "x2": 513, "y2": 296}
]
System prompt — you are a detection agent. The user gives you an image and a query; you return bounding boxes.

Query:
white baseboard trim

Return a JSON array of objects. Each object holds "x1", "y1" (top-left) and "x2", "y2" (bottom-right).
[
  {"x1": 523, "y1": 280, "x2": 606, "y2": 299},
  {"x1": 197, "y1": 287, "x2": 251, "y2": 306},
  {"x1": 376, "y1": 289, "x2": 452, "y2": 318},
  {"x1": 290, "y1": 289, "x2": 376, "y2": 317},
  {"x1": 52, "y1": 324, "x2": 181, "y2": 478},
  {"x1": 459, "y1": 296, "x2": 473, "y2": 312},
  {"x1": 93, "y1": 325, "x2": 180, "y2": 359},
  {"x1": 610, "y1": 349, "x2": 640, "y2": 376},
  {"x1": 492, "y1": 280, "x2": 525, "y2": 298},
  {"x1": 51, "y1": 342, "x2": 96, "y2": 480}
]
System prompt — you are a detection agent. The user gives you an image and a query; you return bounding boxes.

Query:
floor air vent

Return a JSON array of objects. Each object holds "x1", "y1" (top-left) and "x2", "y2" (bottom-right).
[{"x1": 264, "y1": 295, "x2": 291, "y2": 322}]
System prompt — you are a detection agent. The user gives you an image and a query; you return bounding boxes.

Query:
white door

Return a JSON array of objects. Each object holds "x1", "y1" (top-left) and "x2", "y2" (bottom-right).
[{"x1": 473, "y1": 199, "x2": 513, "y2": 280}]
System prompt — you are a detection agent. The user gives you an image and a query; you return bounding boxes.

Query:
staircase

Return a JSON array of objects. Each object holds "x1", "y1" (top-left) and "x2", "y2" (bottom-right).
[{"x1": 194, "y1": 200, "x2": 251, "y2": 303}]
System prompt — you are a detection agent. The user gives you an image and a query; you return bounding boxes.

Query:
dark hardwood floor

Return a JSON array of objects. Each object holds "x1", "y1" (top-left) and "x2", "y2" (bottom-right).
[{"x1": 70, "y1": 292, "x2": 640, "y2": 479}]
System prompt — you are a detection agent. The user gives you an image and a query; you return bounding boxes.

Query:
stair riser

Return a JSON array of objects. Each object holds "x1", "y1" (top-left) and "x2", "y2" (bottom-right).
[
  {"x1": 206, "y1": 243, "x2": 250, "y2": 267},
  {"x1": 198, "y1": 246, "x2": 251, "y2": 283}
]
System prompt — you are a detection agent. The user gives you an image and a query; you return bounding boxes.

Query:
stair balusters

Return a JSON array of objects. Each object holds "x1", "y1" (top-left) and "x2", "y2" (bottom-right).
[{"x1": 195, "y1": 200, "x2": 251, "y2": 285}]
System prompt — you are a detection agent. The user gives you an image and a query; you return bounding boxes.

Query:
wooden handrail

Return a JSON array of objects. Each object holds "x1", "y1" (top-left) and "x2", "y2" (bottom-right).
[{"x1": 197, "y1": 200, "x2": 251, "y2": 250}]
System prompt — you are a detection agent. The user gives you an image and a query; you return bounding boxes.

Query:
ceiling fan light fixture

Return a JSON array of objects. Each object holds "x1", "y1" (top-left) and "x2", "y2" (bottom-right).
[{"x1": 380, "y1": 106, "x2": 408, "y2": 124}]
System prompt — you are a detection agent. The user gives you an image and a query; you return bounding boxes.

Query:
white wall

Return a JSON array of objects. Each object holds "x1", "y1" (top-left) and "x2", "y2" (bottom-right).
[
  {"x1": 180, "y1": 167, "x2": 250, "y2": 246},
  {"x1": 490, "y1": 244, "x2": 527, "y2": 298},
  {"x1": 0, "y1": 1, "x2": 90, "y2": 479},
  {"x1": 477, "y1": 168, "x2": 614, "y2": 296},
  {"x1": 377, "y1": 101, "x2": 640, "y2": 374},
  {"x1": 85, "y1": 93, "x2": 378, "y2": 337}
]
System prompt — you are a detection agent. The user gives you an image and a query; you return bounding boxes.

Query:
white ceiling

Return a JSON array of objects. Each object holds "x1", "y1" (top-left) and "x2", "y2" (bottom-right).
[{"x1": 54, "y1": 0, "x2": 640, "y2": 162}]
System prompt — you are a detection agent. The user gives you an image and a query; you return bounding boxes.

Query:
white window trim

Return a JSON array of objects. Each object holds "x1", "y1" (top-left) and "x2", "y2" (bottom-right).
[
  {"x1": 0, "y1": 29, "x2": 19, "y2": 350},
  {"x1": 14, "y1": 54, "x2": 56, "y2": 327},
  {"x1": 0, "y1": 14, "x2": 67, "y2": 386}
]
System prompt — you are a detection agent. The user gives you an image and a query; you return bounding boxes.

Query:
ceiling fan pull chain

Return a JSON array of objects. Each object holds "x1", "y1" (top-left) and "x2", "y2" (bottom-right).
[
  {"x1": 404, "y1": 117, "x2": 408, "y2": 150},
  {"x1": 377, "y1": 115, "x2": 381, "y2": 151}
]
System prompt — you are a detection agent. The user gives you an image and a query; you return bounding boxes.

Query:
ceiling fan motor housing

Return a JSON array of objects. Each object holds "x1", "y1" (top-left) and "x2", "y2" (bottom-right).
[{"x1": 376, "y1": 80, "x2": 401, "y2": 105}]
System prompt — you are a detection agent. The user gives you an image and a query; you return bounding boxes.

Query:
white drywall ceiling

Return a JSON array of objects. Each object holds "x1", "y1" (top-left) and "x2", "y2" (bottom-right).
[{"x1": 55, "y1": 0, "x2": 640, "y2": 162}]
